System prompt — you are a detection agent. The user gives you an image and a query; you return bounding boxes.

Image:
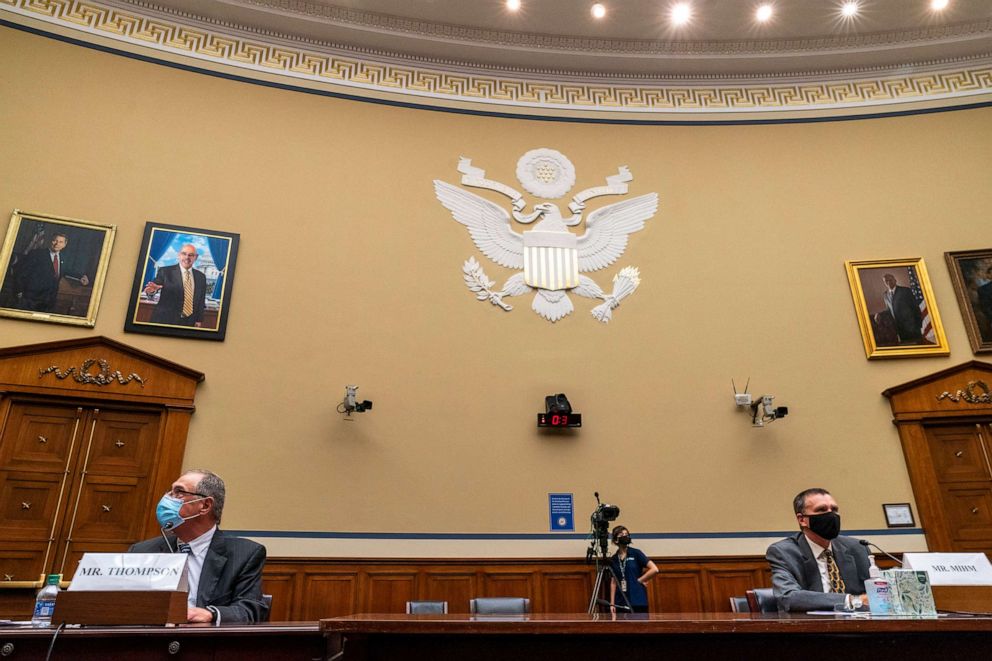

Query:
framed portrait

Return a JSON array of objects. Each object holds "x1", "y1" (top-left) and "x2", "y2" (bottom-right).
[
  {"x1": 944, "y1": 249, "x2": 992, "y2": 354},
  {"x1": 844, "y1": 257, "x2": 949, "y2": 360},
  {"x1": 882, "y1": 503, "x2": 915, "y2": 528},
  {"x1": 0, "y1": 209, "x2": 116, "y2": 327},
  {"x1": 124, "y1": 222, "x2": 240, "y2": 341}
]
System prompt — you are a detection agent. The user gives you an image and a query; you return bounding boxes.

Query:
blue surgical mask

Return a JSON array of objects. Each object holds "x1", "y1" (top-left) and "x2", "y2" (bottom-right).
[{"x1": 156, "y1": 493, "x2": 204, "y2": 531}]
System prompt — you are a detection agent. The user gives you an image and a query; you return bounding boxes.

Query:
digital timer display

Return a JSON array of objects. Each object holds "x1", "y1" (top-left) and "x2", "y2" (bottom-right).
[{"x1": 537, "y1": 413, "x2": 582, "y2": 428}]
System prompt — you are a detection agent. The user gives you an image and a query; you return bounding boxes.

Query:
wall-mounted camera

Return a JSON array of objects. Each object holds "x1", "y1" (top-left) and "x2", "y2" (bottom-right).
[
  {"x1": 339, "y1": 385, "x2": 373, "y2": 417},
  {"x1": 733, "y1": 379, "x2": 788, "y2": 427}
]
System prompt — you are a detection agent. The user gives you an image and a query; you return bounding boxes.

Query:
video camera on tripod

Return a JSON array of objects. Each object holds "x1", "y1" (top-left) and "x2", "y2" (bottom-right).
[{"x1": 586, "y1": 493, "x2": 620, "y2": 562}]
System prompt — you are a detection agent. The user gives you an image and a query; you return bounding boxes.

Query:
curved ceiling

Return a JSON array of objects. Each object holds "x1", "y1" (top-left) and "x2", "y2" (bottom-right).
[{"x1": 135, "y1": 0, "x2": 992, "y2": 78}]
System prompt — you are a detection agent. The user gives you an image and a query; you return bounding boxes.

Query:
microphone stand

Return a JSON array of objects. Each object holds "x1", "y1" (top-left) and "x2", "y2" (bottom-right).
[{"x1": 859, "y1": 539, "x2": 903, "y2": 566}]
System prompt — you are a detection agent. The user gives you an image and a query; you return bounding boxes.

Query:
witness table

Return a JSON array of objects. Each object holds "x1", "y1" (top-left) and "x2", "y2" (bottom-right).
[
  {"x1": 0, "y1": 621, "x2": 323, "y2": 660},
  {"x1": 321, "y1": 612, "x2": 992, "y2": 661}
]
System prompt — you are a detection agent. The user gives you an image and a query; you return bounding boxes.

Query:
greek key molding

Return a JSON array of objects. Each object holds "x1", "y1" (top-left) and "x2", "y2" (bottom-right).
[{"x1": 4, "y1": 0, "x2": 992, "y2": 115}]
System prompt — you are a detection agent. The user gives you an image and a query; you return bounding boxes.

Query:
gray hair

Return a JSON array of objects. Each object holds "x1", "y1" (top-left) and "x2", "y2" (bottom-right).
[{"x1": 186, "y1": 469, "x2": 226, "y2": 524}]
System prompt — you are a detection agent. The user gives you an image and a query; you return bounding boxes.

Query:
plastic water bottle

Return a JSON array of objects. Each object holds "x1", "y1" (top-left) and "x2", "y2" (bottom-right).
[{"x1": 31, "y1": 574, "x2": 60, "y2": 627}]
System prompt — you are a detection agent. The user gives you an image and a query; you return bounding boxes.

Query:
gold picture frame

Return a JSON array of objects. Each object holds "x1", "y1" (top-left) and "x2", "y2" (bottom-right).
[
  {"x1": 0, "y1": 209, "x2": 116, "y2": 327},
  {"x1": 944, "y1": 249, "x2": 992, "y2": 354},
  {"x1": 844, "y1": 257, "x2": 949, "y2": 360}
]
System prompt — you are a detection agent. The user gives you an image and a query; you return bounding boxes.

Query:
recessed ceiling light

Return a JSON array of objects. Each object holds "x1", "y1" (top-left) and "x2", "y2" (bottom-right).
[
  {"x1": 591, "y1": 3, "x2": 607, "y2": 19},
  {"x1": 506, "y1": 0, "x2": 521, "y2": 12},
  {"x1": 755, "y1": 4, "x2": 774, "y2": 22},
  {"x1": 671, "y1": 2, "x2": 692, "y2": 26},
  {"x1": 840, "y1": 1, "x2": 859, "y2": 18},
  {"x1": 930, "y1": 0, "x2": 949, "y2": 10}
]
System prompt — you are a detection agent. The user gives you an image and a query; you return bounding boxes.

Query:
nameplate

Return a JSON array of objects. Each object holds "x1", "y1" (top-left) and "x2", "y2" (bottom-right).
[
  {"x1": 903, "y1": 553, "x2": 992, "y2": 586},
  {"x1": 68, "y1": 553, "x2": 189, "y2": 592}
]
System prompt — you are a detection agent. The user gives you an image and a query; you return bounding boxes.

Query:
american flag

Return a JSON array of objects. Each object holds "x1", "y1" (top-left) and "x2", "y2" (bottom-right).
[{"x1": 907, "y1": 267, "x2": 935, "y2": 343}]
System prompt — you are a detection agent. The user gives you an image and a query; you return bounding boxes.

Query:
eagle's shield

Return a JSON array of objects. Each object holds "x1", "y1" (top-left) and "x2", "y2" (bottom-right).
[{"x1": 523, "y1": 230, "x2": 578, "y2": 291}]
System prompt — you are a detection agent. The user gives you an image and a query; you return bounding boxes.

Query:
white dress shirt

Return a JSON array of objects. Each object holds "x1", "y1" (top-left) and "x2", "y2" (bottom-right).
[{"x1": 182, "y1": 525, "x2": 217, "y2": 608}]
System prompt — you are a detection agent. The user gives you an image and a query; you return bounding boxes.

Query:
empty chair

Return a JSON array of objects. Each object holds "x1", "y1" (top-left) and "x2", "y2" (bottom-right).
[
  {"x1": 469, "y1": 597, "x2": 530, "y2": 615},
  {"x1": 406, "y1": 600, "x2": 448, "y2": 614},
  {"x1": 729, "y1": 596, "x2": 750, "y2": 613},
  {"x1": 745, "y1": 588, "x2": 778, "y2": 613}
]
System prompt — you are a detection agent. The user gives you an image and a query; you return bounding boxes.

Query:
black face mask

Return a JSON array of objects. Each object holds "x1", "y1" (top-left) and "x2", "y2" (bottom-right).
[
  {"x1": 805, "y1": 511, "x2": 841, "y2": 541},
  {"x1": 615, "y1": 535, "x2": 631, "y2": 546}
]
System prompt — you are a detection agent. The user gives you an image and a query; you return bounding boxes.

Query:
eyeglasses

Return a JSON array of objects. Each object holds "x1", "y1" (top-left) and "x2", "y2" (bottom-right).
[{"x1": 168, "y1": 487, "x2": 208, "y2": 499}]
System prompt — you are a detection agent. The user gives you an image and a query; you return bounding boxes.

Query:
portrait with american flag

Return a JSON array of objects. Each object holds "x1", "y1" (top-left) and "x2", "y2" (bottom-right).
[{"x1": 845, "y1": 257, "x2": 950, "y2": 360}]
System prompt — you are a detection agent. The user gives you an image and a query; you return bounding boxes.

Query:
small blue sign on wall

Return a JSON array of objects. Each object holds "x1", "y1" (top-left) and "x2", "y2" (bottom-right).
[{"x1": 549, "y1": 493, "x2": 574, "y2": 531}]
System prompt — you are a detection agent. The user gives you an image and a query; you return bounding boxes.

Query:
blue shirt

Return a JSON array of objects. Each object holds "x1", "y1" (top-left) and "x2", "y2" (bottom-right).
[{"x1": 610, "y1": 546, "x2": 650, "y2": 607}]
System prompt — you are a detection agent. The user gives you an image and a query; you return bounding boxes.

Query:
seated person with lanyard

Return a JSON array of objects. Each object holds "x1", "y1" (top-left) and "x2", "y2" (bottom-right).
[
  {"x1": 766, "y1": 487, "x2": 871, "y2": 613},
  {"x1": 129, "y1": 469, "x2": 269, "y2": 624}
]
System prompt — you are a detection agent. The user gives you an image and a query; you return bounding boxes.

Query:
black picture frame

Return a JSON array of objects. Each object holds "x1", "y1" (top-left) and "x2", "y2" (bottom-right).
[
  {"x1": 124, "y1": 222, "x2": 239, "y2": 341},
  {"x1": 882, "y1": 503, "x2": 915, "y2": 528}
]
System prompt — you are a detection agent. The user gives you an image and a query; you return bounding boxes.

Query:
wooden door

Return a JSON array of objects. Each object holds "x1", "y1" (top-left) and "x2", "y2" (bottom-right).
[
  {"x1": 0, "y1": 400, "x2": 162, "y2": 584},
  {"x1": 924, "y1": 422, "x2": 992, "y2": 552},
  {"x1": 0, "y1": 401, "x2": 86, "y2": 583}
]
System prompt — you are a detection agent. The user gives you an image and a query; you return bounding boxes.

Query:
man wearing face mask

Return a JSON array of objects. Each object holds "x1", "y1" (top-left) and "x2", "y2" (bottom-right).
[
  {"x1": 129, "y1": 469, "x2": 269, "y2": 624},
  {"x1": 608, "y1": 526, "x2": 659, "y2": 613},
  {"x1": 766, "y1": 488, "x2": 871, "y2": 613}
]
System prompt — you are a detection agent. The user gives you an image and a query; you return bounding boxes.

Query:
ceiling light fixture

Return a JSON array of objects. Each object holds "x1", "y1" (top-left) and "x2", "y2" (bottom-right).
[
  {"x1": 671, "y1": 2, "x2": 692, "y2": 26},
  {"x1": 930, "y1": 0, "x2": 949, "y2": 10},
  {"x1": 840, "y1": 1, "x2": 859, "y2": 18},
  {"x1": 591, "y1": 3, "x2": 607, "y2": 19},
  {"x1": 506, "y1": 0, "x2": 521, "y2": 12},
  {"x1": 755, "y1": 4, "x2": 774, "y2": 22}
]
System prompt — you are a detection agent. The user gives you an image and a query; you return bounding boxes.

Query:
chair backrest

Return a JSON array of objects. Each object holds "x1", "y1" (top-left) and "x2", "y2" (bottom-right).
[
  {"x1": 262, "y1": 594, "x2": 273, "y2": 610},
  {"x1": 745, "y1": 588, "x2": 778, "y2": 613},
  {"x1": 469, "y1": 597, "x2": 530, "y2": 615},
  {"x1": 729, "y1": 596, "x2": 750, "y2": 613},
  {"x1": 406, "y1": 600, "x2": 448, "y2": 614}
]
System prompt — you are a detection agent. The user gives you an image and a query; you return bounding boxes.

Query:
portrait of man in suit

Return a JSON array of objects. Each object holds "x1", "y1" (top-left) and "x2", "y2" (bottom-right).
[
  {"x1": 8, "y1": 231, "x2": 90, "y2": 312},
  {"x1": 129, "y1": 469, "x2": 269, "y2": 624},
  {"x1": 144, "y1": 243, "x2": 208, "y2": 327},
  {"x1": 976, "y1": 263, "x2": 992, "y2": 342}
]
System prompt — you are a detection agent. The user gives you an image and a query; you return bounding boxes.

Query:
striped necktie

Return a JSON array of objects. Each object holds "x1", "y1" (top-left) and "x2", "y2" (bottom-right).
[
  {"x1": 824, "y1": 549, "x2": 846, "y2": 593},
  {"x1": 182, "y1": 270, "x2": 193, "y2": 318},
  {"x1": 177, "y1": 541, "x2": 192, "y2": 554}
]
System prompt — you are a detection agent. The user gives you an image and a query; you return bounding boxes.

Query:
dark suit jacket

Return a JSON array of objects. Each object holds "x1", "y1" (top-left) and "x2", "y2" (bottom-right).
[
  {"x1": 766, "y1": 533, "x2": 870, "y2": 613},
  {"x1": 13, "y1": 249, "x2": 70, "y2": 311},
  {"x1": 149, "y1": 264, "x2": 207, "y2": 325},
  {"x1": 129, "y1": 529, "x2": 269, "y2": 623},
  {"x1": 888, "y1": 285, "x2": 923, "y2": 342}
]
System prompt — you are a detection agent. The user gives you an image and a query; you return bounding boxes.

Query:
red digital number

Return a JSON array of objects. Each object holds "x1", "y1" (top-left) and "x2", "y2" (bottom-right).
[
  {"x1": 551, "y1": 415, "x2": 560, "y2": 425},
  {"x1": 561, "y1": 415, "x2": 568, "y2": 425}
]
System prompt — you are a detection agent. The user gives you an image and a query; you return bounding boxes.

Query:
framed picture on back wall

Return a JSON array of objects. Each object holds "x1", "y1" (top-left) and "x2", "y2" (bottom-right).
[
  {"x1": 0, "y1": 209, "x2": 116, "y2": 327},
  {"x1": 844, "y1": 257, "x2": 949, "y2": 360},
  {"x1": 124, "y1": 222, "x2": 240, "y2": 341},
  {"x1": 944, "y1": 249, "x2": 992, "y2": 354}
]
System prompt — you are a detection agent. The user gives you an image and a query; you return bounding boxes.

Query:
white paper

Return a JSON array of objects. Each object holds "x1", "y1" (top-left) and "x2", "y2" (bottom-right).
[{"x1": 903, "y1": 553, "x2": 992, "y2": 586}]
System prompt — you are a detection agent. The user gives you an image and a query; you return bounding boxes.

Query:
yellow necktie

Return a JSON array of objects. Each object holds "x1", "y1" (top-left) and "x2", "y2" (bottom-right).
[
  {"x1": 824, "y1": 549, "x2": 846, "y2": 593},
  {"x1": 182, "y1": 270, "x2": 193, "y2": 318}
]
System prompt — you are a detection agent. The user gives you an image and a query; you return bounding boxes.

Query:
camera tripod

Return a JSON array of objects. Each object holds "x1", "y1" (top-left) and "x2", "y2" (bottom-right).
[{"x1": 586, "y1": 546, "x2": 633, "y2": 614}]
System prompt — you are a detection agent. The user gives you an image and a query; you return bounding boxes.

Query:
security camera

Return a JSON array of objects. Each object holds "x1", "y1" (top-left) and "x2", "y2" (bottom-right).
[
  {"x1": 751, "y1": 395, "x2": 788, "y2": 427},
  {"x1": 339, "y1": 385, "x2": 373, "y2": 416}
]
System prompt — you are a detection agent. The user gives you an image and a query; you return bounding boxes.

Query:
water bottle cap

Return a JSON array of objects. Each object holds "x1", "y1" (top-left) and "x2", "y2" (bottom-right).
[{"x1": 45, "y1": 574, "x2": 60, "y2": 585}]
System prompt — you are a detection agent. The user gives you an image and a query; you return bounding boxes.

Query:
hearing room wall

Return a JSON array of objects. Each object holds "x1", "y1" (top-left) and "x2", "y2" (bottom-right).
[{"x1": 2, "y1": 26, "x2": 990, "y2": 555}]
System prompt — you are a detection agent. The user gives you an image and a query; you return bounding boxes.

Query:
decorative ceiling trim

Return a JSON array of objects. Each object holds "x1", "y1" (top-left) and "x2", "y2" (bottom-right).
[
  {"x1": 153, "y1": 0, "x2": 992, "y2": 58},
  {"x1": 4, "y1": 0, "x2": 992, "y2": 118}
]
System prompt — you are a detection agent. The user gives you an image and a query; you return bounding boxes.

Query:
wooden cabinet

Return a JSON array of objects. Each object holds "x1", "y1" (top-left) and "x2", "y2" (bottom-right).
[
  {"x1": 884, "y1": 361, "x2": 992, "y2": 554},
  {"x1": 0, "y1": 337, "x2": 202, "y2": 615}
]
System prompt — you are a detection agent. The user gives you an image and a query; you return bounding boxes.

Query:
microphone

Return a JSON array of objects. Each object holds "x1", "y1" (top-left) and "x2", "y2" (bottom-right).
[
  {"x1": 859, "y1": 539, "x2": 903, "y2": 566},
  {"x1": 159, "y1": 526, "x2": 177, "y2": 553},
  {"x1": 596, "y1": 599, "x2": 631, "y2": 612}
]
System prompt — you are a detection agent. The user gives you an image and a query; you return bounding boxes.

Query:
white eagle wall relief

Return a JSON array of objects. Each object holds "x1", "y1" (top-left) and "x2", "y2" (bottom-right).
[{"x1": 433, "y1": 148, "x2": 659, "y2": 323}]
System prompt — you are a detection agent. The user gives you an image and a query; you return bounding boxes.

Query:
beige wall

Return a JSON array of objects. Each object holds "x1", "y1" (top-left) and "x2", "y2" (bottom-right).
[{"x1": 2, "y1": 26, "x2": 991, "y2": 550}]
